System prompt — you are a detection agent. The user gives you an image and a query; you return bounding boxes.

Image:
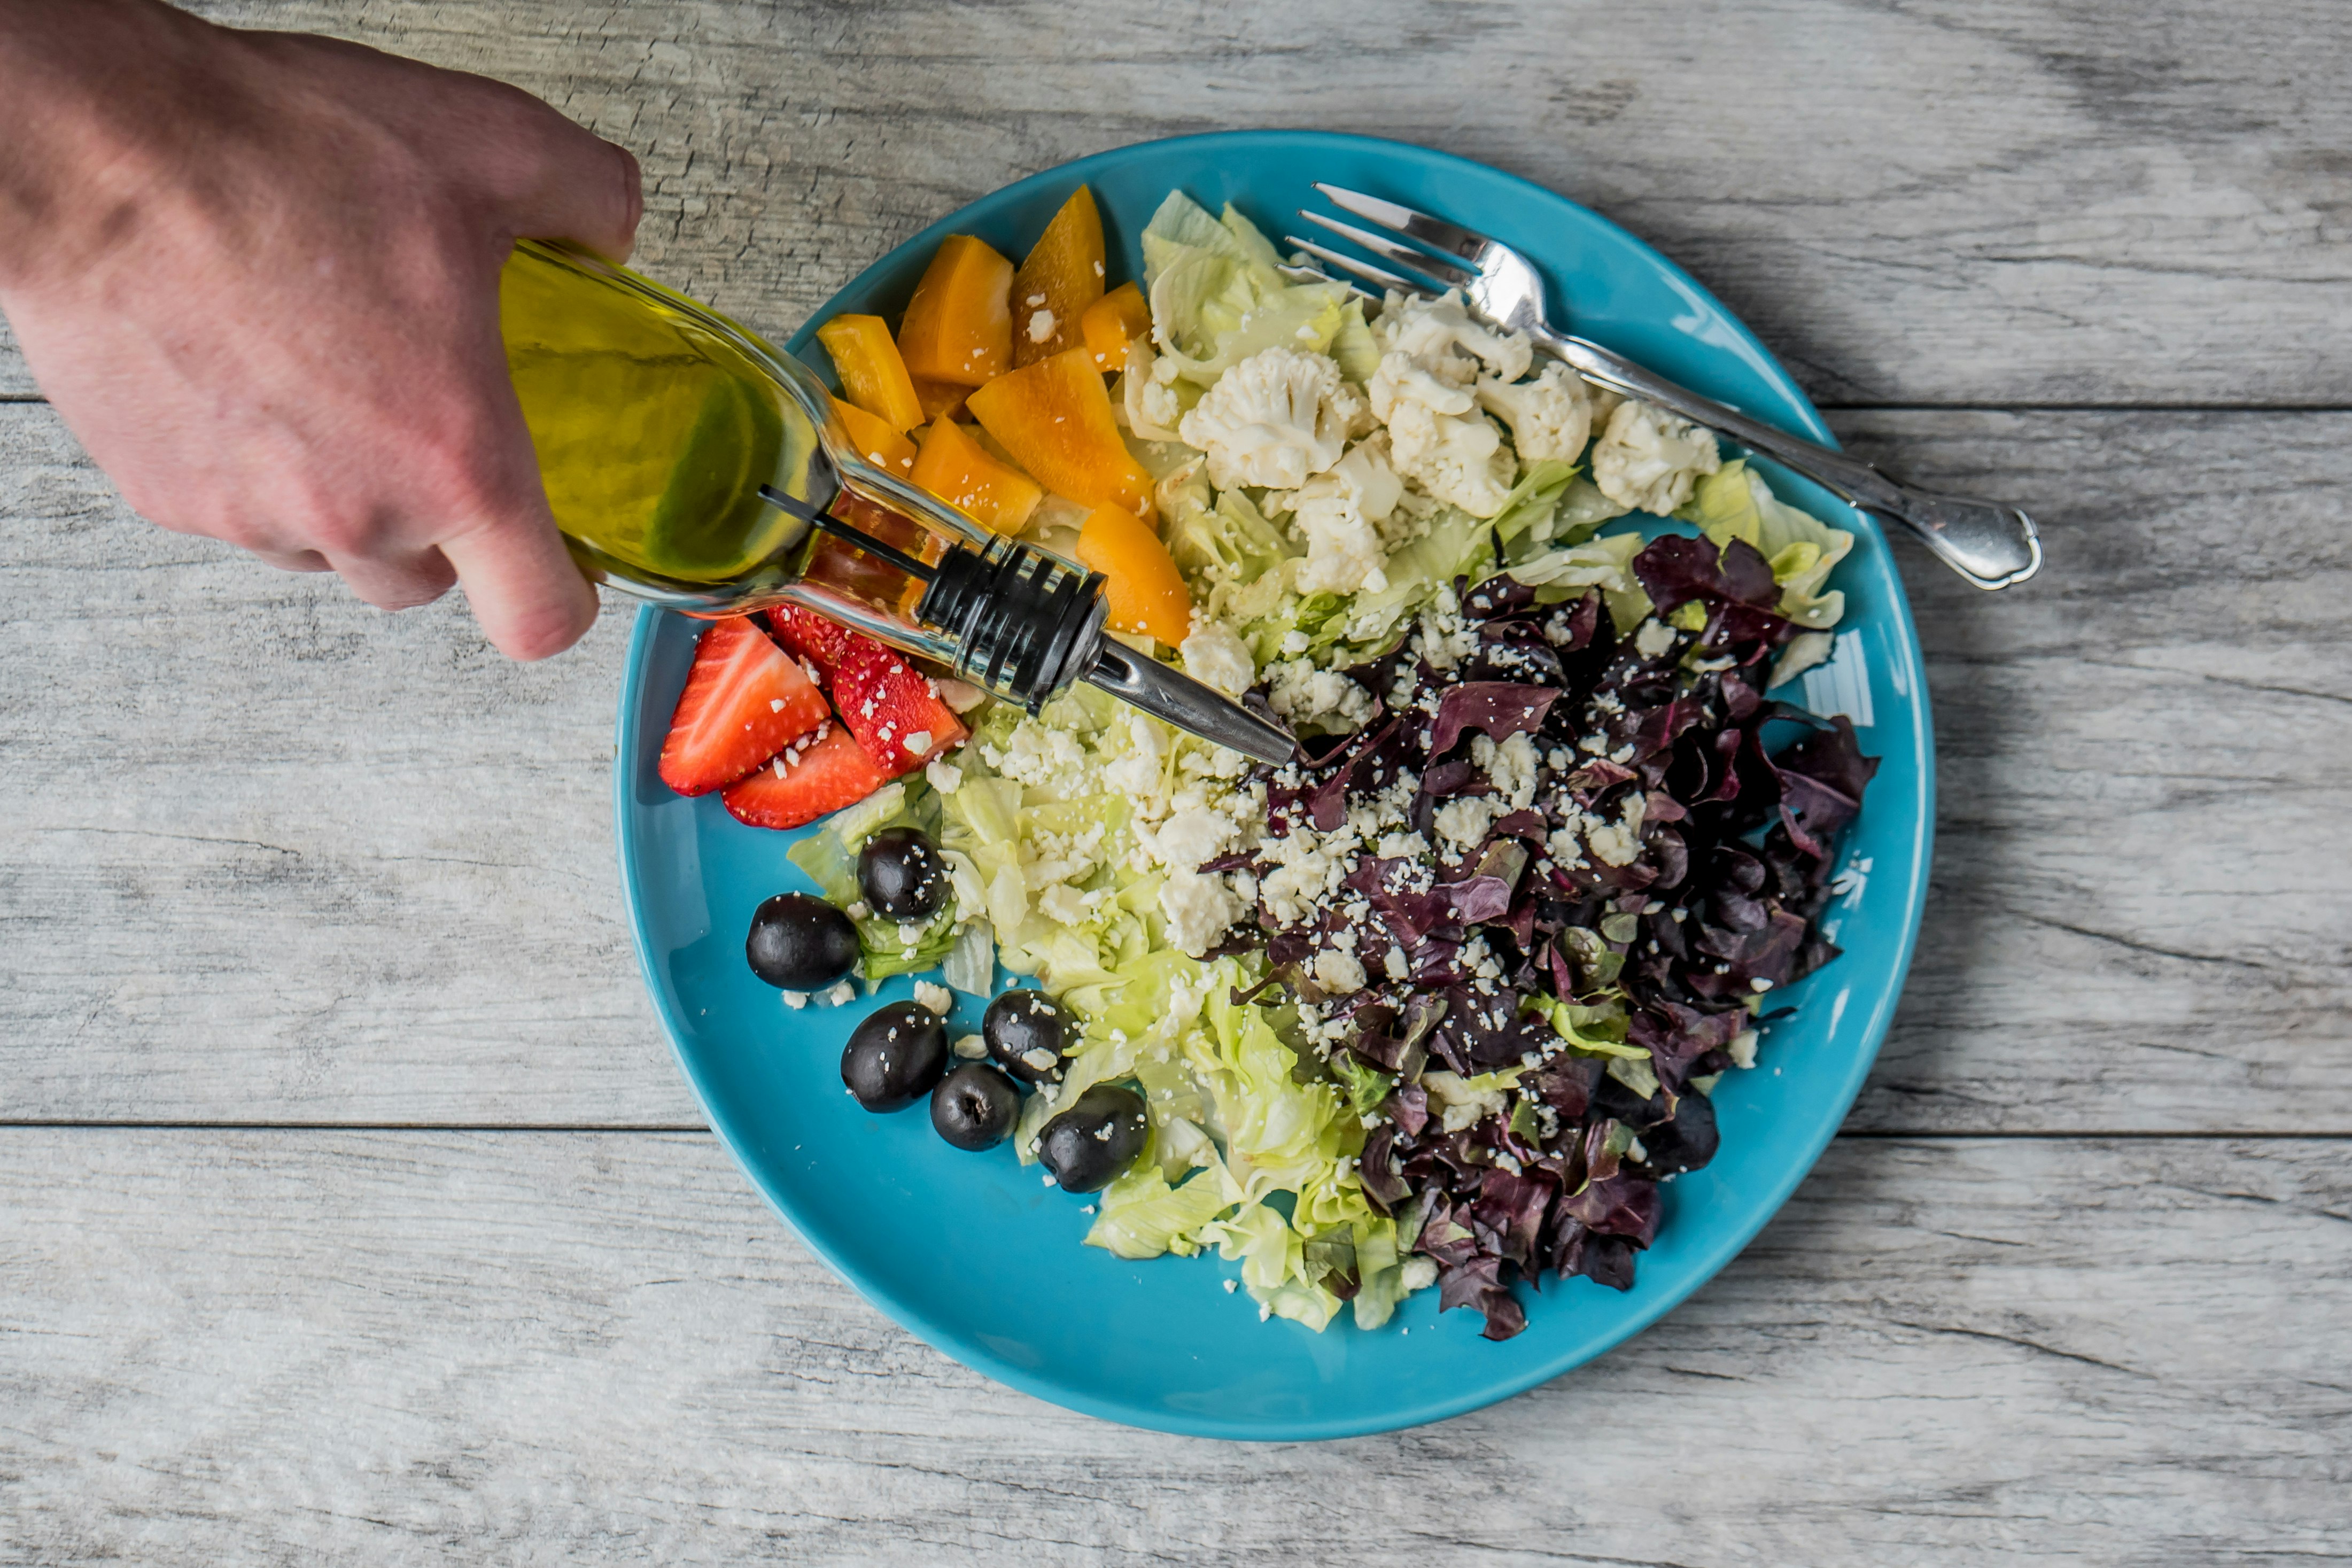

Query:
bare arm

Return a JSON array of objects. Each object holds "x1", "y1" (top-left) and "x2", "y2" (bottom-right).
[{"x1": 0, "y1": 0, "x2": 640, "y2": 658}]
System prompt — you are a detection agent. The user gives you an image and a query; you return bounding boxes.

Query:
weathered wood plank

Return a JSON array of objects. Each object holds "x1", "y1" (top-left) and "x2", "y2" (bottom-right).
[
  {"x1": 0, "y1": 1129, "x2": 2343, "y2": 1563},
  {"x1": 5, "y1": 405, "x2": 2346, "y2": 1130},
  {"x1": 2, "y1": 0, "x2": 2347, "y2": 406}
]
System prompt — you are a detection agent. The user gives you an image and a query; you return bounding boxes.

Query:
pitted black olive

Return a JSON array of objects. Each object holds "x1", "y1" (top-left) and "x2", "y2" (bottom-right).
[{"x1": 841, "y1": 1001, "x2": 949, "y2": 1111}]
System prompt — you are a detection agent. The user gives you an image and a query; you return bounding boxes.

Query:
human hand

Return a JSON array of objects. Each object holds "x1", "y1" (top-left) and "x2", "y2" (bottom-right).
[{"x1": 0, "y1": 0, "x2": 641, "y2": 659}]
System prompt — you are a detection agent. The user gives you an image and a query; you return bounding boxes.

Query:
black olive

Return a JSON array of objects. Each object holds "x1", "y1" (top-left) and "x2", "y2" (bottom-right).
[
  {"x1": 857, "y1": 826, "x2": 948, "y2": 921},
  {"x1": 840, "y1": 1001, "x2": 949, "y2": 1112},
  {"x1": 930, "y1": 1062, "x2": 1021, "y2": 1151},
  {"x1": 1035, "y1": 1084, "x2": 1147, "y2": 1193},
  {"x1": 746, "y1": 892, "x2": 860, "y2": 991},
  {"x1": 983, "y1": 989, "x2": 1070, "y2": 1085}
]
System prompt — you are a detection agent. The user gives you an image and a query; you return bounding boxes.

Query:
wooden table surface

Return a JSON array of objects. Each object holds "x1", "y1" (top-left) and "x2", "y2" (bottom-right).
[{"x1": 5, "y1": 2, "x2": 2348, "y2": 1562}]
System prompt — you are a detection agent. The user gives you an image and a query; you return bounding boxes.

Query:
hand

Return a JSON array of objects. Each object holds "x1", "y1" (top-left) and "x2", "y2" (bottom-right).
[{"x1": 0, "y1": 1, "x2": 641, "y2": 659}]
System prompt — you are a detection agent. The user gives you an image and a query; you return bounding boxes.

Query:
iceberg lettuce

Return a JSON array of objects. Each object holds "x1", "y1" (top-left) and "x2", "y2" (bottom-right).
[{"x1": 1677, "y1": 459, "x2": 1853, "y2": 631}]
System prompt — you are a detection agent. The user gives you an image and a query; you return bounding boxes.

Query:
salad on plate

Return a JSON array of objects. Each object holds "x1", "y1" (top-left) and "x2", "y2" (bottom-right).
[{"x1": 653, "y1": 184, "x2": 1877, "y2": 1340}]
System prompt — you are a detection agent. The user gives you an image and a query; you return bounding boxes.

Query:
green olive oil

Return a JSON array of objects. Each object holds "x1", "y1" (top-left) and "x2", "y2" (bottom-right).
[{"x1": 499, "y1": 239, "x2": 814, "y2": 589}]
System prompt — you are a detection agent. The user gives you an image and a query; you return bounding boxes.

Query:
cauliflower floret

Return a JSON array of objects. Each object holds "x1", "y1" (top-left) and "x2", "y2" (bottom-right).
[
  {"x1": 1283, "y1": 441, "x2": 1405, "y2": 595},
  {"x1": 1589, "y1": 399, "x2": 1721, "y2": 515},
  {"x1": 1370, "y1": 350, "x2": 1517, "y2": 517},
  {"x1": 1372, "y1": 288, "x2": 1533, "y2": 386},
  {"x1": 1176, "y1": 347, "x2": 1362, "y2": 490},
  {"x1": 1122, "y1": 339, "x2": 1185, "y2": 443},
  {"x1": 1476, "y1": 361, "x2": 1593, "y2": 463},
  {"x1": 1179, "y1": 620, "x2": 1256, "y2": 697}
]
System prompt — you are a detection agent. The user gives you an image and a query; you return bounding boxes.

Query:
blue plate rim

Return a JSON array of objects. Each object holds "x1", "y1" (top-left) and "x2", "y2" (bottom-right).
[{"x1": 611, "y1": 128, "x2": 1935, "y2": 1440}]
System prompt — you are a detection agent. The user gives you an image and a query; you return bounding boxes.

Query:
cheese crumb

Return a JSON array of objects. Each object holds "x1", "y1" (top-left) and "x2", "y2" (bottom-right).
[
  {"x1": 1027, "y1": 308, "x2": 1057, "y2": 344},
  {"x1": 913, "y1": 981, "x2": 953, "y2": 1016}
]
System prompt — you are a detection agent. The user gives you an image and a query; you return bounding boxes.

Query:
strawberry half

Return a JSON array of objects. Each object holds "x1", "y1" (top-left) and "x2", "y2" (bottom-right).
[
  {"x1": 657, "y1": 616, "x2": 832, "y2": 796},
  {"x1": 833, "y1": 638, "x2": 970, "y2": 775},
  {"x1": 765, "y1": 604, "x2": 861, "y2": 679},
  {"x1": 721, "y1": 724, "x2": 890, "y2": 830}
]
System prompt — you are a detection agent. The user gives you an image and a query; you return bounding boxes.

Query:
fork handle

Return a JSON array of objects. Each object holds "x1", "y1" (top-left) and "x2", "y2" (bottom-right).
[{"x1": 1538, "y1": 330, "x2": 2042, "y2": 590}]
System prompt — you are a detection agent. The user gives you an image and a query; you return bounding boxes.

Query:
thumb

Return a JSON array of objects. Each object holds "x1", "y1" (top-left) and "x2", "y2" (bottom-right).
[{"x1": 439, "y1": 503, "x2": 601, "y2": 661}]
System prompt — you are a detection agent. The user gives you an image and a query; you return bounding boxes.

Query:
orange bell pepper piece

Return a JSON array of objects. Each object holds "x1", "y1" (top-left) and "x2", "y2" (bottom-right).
[
  {"x1": 1012, "y1": 187, "x2": 1106, "y2": 368},
  {"x1": 896, "y1": 235, "x2": 1013, "y2": 387},
  {"x1": 829, "y1": 396, "x2": 918, "y2": 479},
  {"x1": 908, "y1": 417, "x2": 1042, "y2": 535},
  {"x1": 1075, "y1": 504, "x2": 1192, "y2": 647},
  {"x1": 964, "y1": 346, "x2": 1153, "y2": 518},
  {"x1": 1080, "y1": 282, "x2": 1151, "y2": 370},
  {"x1": 910, "y1": 376, "x2": 970, "y2": 423},
  {"x1": 814, "y1": 314, "x2": 924, "y2": 431}
]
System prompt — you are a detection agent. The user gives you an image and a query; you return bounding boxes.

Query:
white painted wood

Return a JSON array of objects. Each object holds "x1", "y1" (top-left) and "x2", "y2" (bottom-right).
[
  {"x1": 3, "y1": 0, "x2": 2348, "y2": 406},
  {"x1": 5, "y1": 405, "x2": 2346, "y2": 1130},
  {"x1": 1, "y1": 1129, "x2": 2344, "y2": 1564}
]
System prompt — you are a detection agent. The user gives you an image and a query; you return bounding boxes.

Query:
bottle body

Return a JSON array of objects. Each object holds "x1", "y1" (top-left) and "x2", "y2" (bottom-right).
[{"x1": 493, "y1": 242, "x2": 1295, "y2": 760}]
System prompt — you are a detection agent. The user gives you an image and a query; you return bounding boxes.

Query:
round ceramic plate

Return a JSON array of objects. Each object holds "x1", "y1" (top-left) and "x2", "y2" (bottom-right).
[{"x1": 614, "y1": 130, "x2": 1932, "y2": 1440}]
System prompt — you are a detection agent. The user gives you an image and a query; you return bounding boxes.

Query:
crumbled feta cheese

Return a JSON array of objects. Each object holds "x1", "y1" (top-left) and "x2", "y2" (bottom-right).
[
  {"x1": 1264, "y1": 659, "x2": 1373, "y2": 728},
  {"x1": 1179, "y1": 620, "x2": 1256, "y2": 698},
  {"x1": 1159, "y1": 869, "x2": 1243, "y2": 957},
  {"x1": 902, "y1": 729, "x2": 933, "y2": 757},
  {"x1": 824, "y1": 980, "x2": 856, "y2": 1006},
  {"x1": 781, "y1": 990, "x2": 809, "y2": 1010},
  {"x1": 1433, "y1": 795, "x2": 1503, "y2": 855},
  {"x1": 1384, "y1": 944, "x2": 1410, "y2": 981},
  {"x1": 913, "y1": 981, "x2": 953, "y2": 1016},
  {"x1": 1036, "y1": 883, "x2": 1090, "y2": 926},
  {"x1": 1590, "y1": 399, "x2": 1721, "y2": 515},
  {"x1": 1729, "y1": 1029, "x2": 1759, "y2": 1069},
  {"x1": 1485, "y1": 731, "x2": 1540, "y2": 810},
  {"x1": 952, "y1": 1034, "x2": 987, "y2": 1060},
  {"x1": 846, "y1": 901, "x2": 871, "y2": 921},
  {"x1": 1633, "y1": 617, "x2": 1678, "y2": 659},
  {"x1": 925, "y1": 757, "x2": 964, "y2": 795},
  {"x1": 1312, "y1": 946, "x2": 1368, "y2": 996},
  {"x1": 1026, "y1": 307, "x2": 1057, "y2": 343},
  {"x1": 1176, "y1": 346, "x2": 1362, "y2": 490}
]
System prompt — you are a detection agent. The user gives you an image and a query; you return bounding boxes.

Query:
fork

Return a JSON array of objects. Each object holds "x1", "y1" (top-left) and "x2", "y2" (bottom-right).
[{"x1": 1286, "y1": 184, "x2": 2042, "y2": 591}]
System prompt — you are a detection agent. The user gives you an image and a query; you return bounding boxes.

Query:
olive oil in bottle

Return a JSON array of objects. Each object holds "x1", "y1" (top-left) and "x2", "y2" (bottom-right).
[
  {"x1": 499, "y1": 238, "x2": 822, "y2": 593},
  {"x1": 492, "y1": 237, "x2": 1298, "y2": 763}
]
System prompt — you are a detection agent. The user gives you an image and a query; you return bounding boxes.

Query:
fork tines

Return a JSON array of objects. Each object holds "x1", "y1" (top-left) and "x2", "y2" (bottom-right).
[{"x1": 1286, "y1": 181, "x2": 1495, "y2": 303}]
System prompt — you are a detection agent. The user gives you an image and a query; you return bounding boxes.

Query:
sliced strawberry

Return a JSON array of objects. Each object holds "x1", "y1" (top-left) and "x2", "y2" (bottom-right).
[
  {"x1": 658, "y1": 616, "x2": 832, "y2": 796},
  {"x1": 765, "y1": 603, "x2": 862, "y2": 679},
  {"x1": 721, "y1": 724, "x2": 890, "y2": 830},
  {"x1": 832, "y1": 638, "x2": 971, "y2": 775}
]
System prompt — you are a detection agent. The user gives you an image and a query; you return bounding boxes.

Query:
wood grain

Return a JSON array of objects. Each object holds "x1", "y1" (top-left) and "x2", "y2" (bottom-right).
[
  {"x1": 5, "y1": 404, "x2": 2346, "y2": 1130},
  {"x1": 1, "y1": 1128, "x2": 2344, "y2": 1565},
  {"x1": 3, "y1": 0, "x2": 2349, "y2": 406}
]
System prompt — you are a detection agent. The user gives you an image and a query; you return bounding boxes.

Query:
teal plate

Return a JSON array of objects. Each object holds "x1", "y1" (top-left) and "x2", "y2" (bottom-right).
[{"x1": 614, "y1": 130, "x2": 1931, "y2": 1440}]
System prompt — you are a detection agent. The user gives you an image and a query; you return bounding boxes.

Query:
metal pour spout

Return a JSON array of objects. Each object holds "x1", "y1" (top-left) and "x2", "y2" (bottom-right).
[{"x1": 1083, "y1": 639, "x2": 1297, "y2": 766}]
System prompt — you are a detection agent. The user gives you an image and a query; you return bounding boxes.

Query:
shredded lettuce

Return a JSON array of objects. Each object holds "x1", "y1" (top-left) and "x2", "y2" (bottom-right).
[
  {"x1": 1142, "y1": 194, "x2": 1355, "y2": 386},
  {"x1": 1491, "y1": 457, "x2": 1582, "y2": 547},
  {"x1": 1677, "y1": 459, "x2": 1853, "y2": 630}
]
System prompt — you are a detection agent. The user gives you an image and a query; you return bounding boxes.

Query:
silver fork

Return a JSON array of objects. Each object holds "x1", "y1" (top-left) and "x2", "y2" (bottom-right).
[{"x1": 1287, "y1": 184, "x2": 2041, "y2": 591}]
